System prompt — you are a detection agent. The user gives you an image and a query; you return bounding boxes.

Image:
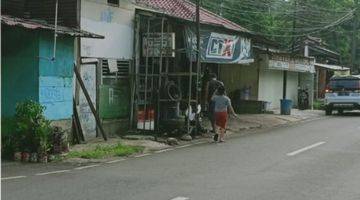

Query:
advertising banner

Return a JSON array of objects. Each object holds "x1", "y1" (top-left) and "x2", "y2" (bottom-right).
[{"x1": 185, "y1": 27, "x2": 253, "y2": 64}]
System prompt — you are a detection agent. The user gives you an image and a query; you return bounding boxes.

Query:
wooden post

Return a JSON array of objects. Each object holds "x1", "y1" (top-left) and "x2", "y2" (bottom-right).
[
  {"x1": 195, "y1": 0, "x2": 201, "y2": 134},
  {"x1": 74, "y1": 64, "x2": 108, "y2": 141},
  {"x1": 72, "y1": 98, "x2": 85, "y2": 143},
  {"x1": 283, "y1": 71, "x2": 287, "y2": 99},
  {"x1": 133, "y1": 14, "x2": 141, "y2": 129}
]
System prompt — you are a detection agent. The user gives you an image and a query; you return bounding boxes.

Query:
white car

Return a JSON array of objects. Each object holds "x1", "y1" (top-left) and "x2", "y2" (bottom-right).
[{"x1": 324, "y1": 75, "x2": 360, "y2": 115}]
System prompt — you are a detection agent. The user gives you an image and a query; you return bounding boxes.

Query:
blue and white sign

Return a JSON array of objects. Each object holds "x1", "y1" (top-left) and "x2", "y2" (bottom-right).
[{"x1": 185, "y1": 27, "x2": 253, "y2": 64}]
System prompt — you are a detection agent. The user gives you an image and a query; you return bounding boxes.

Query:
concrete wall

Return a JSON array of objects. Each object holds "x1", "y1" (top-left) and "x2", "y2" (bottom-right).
[
  {"x1": 219, "y1": 62, "x2": 259, "y2": 100},
  {"x1": 258, "y1": 67, "x2": 284, "y2": 109},
  {"x1": 38, "y1": 32, "x2": 75, "y2": 120},
  {"x1": 80, "y1": 0, "x2": 135, "y2": 59},
  {"x1": 78, "y1": 63, "x2": 97, "y2": 138},
  {"x1": 258, "y1": 68, "x2": 299, "y2": 109},
  {"x1": 1, "y1": 26, "x2": 39, "y2": 117}
]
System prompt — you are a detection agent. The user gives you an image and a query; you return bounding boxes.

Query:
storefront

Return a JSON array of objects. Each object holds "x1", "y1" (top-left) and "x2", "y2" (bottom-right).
[
  {"x1": 220, "y1": 49, "x2": 315, "y2": 112},
  {"x1": 133, "y1": 0, "x2": 257, "y2": 133}
]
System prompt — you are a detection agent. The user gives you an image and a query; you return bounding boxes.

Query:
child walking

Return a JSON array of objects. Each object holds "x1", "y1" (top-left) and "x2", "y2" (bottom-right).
[{"x1": 211, "y1": 86, "x2": 238, "y2": 142}]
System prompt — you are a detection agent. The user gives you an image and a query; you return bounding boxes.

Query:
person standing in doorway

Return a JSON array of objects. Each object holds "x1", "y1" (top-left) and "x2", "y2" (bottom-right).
[
  {"x1": 212, "y1": 85, "x2": 238, "y2": 142},
  {"x1": 205, "y1": 73, "x2": 224, "y2": 135}
]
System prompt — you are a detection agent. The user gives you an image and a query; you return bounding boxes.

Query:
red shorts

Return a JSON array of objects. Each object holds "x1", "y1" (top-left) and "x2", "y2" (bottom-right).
[{"x1": 215, "y1": 112, "x2": 228, "y2": 129}]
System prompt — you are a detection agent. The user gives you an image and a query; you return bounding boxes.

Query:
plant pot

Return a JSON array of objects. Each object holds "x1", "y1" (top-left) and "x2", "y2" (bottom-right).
[
  {"x1": 48, "y1": 154, "x2": 56, "y2": 162},
  {"x1": 38, "y1": 154, "x2": 48, "y2": 163},
  {"x1": 14, "y1": 152, "x2": 22, "y2": 161},
  {"x1": 21, "y1": 152, "x2": 30, "y2": 162},
  {"x1": 30, "y1": 153, "x2": 38, "y2": 163}
]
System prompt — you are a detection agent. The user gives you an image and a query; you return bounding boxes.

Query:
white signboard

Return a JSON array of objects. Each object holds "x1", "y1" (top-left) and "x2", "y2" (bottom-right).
[
  {"x1": 143, "y1": 33, "x2": 175, "y2": 57},
  {"x1": 268, "y1": 54, "x2": 315, "y2": 73}
]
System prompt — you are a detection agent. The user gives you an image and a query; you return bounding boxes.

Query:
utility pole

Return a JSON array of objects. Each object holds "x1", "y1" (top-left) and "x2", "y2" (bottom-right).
[
  {"x1": 351, "y1": 0, "x2": 359, "y2": 74},
  {"x1": 284, "y1": 0, "x2": 298, "y2": 100},
  {"x1": 195, "y1": 0, "x2": 201, "y2": 134},
  {"x1": 219, "y1": 0, "x2": 224, "y2": 16},
  {"x1": 196, "y1": 0, "x2": 201, "y2": 90}
]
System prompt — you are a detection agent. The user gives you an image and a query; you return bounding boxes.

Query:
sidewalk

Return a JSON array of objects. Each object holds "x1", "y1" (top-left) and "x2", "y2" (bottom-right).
[{"x1": 1, "y1": 109, "x2": 325, "y2": 174}]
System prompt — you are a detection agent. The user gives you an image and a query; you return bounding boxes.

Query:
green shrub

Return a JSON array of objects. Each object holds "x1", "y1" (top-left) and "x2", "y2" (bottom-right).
[
  {"x1": 313, "y1": 99, "x2": 325, "y2": 110},
  {"x1": 15, "y1": 100, "x2": 52, "y2": 154},
  {"x1": 1, "y1": 118, "x2": 17, "y2": 159}
]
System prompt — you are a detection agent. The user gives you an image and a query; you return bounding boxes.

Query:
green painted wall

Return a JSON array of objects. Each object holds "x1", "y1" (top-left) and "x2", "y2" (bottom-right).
[
  {"x1": 1, "y1": 26, "x2": 39, "y2": 117},
  {"x1": 38, "y1": 32, "x2": 74, "y2": 120},
  {"x1": 1, "y1": 27, "x2": 74, "y2": 121},
  {"x1": 99, "y1": 80, "x2": 130, "y2": 119}
]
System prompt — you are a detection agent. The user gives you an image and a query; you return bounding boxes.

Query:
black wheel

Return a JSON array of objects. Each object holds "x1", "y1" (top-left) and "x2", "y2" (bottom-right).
[
  {"x1": 325, "y1": 108, "x2": 332, "y2": 115},
  {"x1": 338, "y1": 109, "x2": 344, "y2": 115}
]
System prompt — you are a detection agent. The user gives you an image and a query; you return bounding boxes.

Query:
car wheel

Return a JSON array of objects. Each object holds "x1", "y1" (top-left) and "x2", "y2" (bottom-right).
[
  {"x1": 325, "y1": 108, "x2": 332, "y2": 115},
  {"x1": 338, "y1": 109, "x2": 344, "y2": 115}
]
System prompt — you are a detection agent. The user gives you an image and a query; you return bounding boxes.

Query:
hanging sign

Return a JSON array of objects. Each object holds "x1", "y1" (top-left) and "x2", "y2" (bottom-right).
[
  {"x1": 142, "y1": 33, "x2": 175, "y2": 57},
  {"x1": 185, "y1": 27, "x2": 253, "y2": 64},
  {"x1": 268, "y1": 54, "x2": 315, "y2": 73}
]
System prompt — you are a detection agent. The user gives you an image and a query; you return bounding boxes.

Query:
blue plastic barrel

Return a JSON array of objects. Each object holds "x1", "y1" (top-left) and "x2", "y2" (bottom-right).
[{"x1": 280, "y1": 99, "x2": 293, "y2": 115}]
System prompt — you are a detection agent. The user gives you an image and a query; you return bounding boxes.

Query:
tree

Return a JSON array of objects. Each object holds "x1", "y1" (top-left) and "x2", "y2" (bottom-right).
[{"x1": 198, "y1": 0, "x2": 359, "y2": 68}]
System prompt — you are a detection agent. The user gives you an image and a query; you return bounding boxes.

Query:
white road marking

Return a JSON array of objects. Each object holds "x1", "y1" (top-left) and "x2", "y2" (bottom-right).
[
  {"x1": 36, "y1": 170, "x2": 70, "y2": 176},
  {"x1": 175, "y1": 144, "x2": 192, "y2": 149},
  {"x1": 106, "y1": 159, "x2": 126, "y2": 164},
  {"x1": 74, "y1": 164, "x2": 100, "y2": 170},
  {"x1": 1, "y1": 176, "x2": 27, "y2": 181},
  {"x1": 134, "y1": 153, "x2": 151, "y2": 158},
  {"x1": 193, "y1": 141, "x2": 206, "y2": 145},
  {"x1": 170, "y1": 197, "x2": 189, "y2": 200},
  {"x1": 154, "y1": 148, "x2": 174, "y2": 153},
  {"x1": 287, "y1": 141, "x2": 326, "y2": 156}
]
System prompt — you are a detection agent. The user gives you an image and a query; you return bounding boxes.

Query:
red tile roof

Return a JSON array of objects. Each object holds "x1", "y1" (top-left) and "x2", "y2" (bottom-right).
[{"x1": 135, "y1": 0, "x2": 250, "y2": 33}]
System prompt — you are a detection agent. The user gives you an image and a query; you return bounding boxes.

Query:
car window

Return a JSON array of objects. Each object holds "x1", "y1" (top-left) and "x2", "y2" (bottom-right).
[{"x1": 329, "y1": 79, "x2": 360, "y2": 91}]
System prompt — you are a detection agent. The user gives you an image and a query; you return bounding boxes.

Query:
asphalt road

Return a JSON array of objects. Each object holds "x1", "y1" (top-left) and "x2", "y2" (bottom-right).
[{"x1": 2, "y1": 114, "x2": 360, "y2": 200}]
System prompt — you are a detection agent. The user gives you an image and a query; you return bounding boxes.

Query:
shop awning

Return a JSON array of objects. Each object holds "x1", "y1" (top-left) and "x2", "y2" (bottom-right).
[
  {"x1": 1, "y1": 15, "x2": 104, "y2": 39},
  {"x1": 314, "y1": 63, "x2": 350, "y2": 71}
]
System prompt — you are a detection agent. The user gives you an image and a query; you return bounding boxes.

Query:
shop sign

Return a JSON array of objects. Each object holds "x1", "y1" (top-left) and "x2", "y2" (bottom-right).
[
  {"x1": 268, "y1": 54, "x2": 315, "y2": 73},
  {"x1": 185, "y1": 27, "x2": 254, "y2": 64},
  {"x1": 143, "y1": 33, "x2": 175, "y2": 57}
]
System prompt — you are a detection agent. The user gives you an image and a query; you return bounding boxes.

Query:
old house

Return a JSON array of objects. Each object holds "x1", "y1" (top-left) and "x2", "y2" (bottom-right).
[
  {"x1": 79, "y1": 0, "x2": 136, "y2": 137},
  {"x1": 1, "y1": 15, "x2": 103, "y2": 134},
  {"x1": 130, "y1": 0, "x2": 266, "y2": 132},
  {"x1": 295, "y1": 36, "x2": 350, "y2": 99},
  {"x1": 220, "y1": 45, "x2": 315, "y2": 111}
]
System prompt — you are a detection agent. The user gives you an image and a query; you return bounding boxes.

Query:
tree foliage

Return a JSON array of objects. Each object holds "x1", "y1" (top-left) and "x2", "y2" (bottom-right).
[{"x1": 199, "y1": 0, "x2": 359, "y2": 68}]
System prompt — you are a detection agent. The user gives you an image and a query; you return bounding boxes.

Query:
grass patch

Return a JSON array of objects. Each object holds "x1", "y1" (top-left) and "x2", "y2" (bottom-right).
[
  {"x1": 313, "y1": 99, "x2": 325, "y2": 110},
  {"x1": 66, "y1": 143, "x2": 144, "y2": 159}
]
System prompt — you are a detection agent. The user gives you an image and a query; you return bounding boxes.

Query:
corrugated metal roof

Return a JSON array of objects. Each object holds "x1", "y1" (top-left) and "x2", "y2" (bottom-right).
[
  {"x1": 315, "y1": 63, "x2": 349, "y2": 71},
  {"x1": 1, "y1": 15, "x2": 104, "y2": 39},
  {"x1": 135, "y1": 0, "x2": 250, "y2": 33}
]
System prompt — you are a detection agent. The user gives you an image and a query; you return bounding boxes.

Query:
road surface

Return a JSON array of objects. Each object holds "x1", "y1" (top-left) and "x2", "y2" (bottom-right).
[{"x1": 2, "y1": 114, "x2": 360, "y2": 200}]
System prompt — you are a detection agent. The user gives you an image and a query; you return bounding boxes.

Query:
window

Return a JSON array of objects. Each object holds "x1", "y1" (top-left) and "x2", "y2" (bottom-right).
[
  {"x1": 107, "y1": 0, "x2": 119, "y2": 6},
  {"x1": 329, "y1": 79, "x2": 360, "y2": 91}
]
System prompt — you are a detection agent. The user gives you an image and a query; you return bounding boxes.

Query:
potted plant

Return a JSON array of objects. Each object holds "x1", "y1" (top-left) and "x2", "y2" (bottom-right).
[
  {"x1": 14, "y1": 151, "x2": 22, "y2": 161},
  {"x1": 36, "y1": 120, "x2": 52, "y2": 163},
  {"x1": 30, "y1": 152, "x2": 38, "y2": 163},
  {"x1": 21, "y1": 151, "x2": 30, "y2": 162},
  {"x1": 14, "y1": 100, "x2": 52, "y2": 163}
]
